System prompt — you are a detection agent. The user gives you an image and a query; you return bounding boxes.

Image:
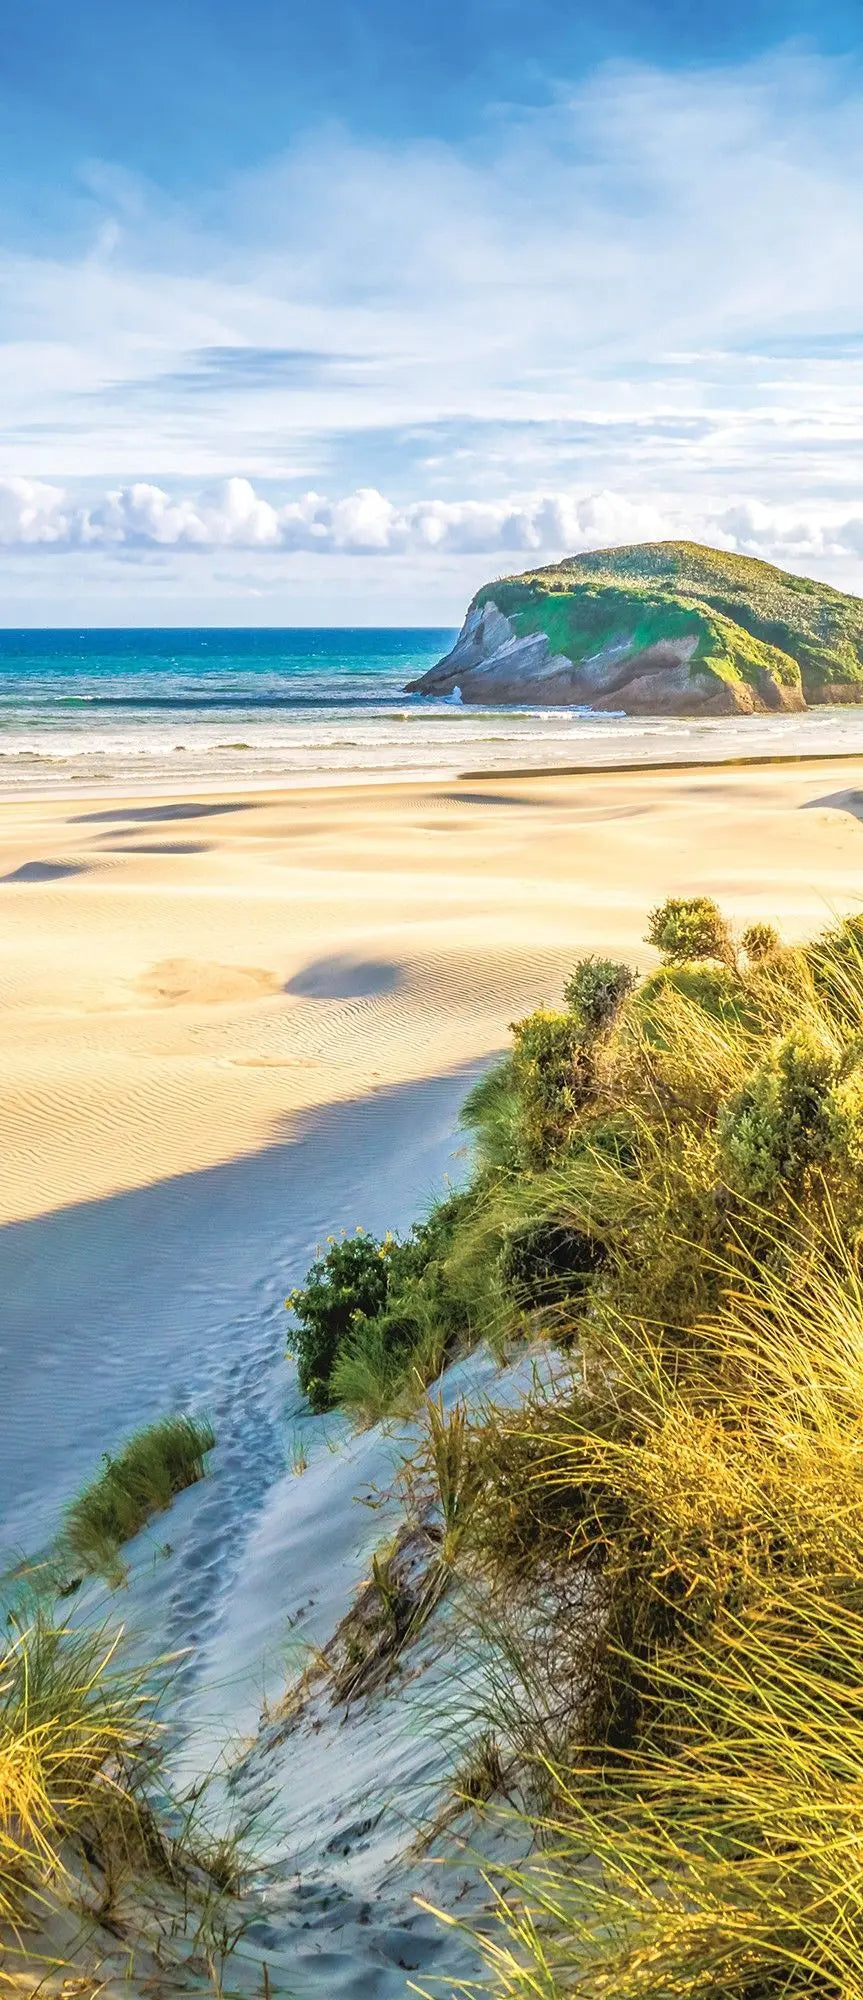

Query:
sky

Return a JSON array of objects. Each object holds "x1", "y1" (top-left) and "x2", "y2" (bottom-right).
[{"x1": 2, "y1": 0, "x2": 863, "y2": 624}]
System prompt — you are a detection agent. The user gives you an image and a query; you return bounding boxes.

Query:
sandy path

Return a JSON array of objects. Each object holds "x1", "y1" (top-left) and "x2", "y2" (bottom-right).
[{"x1": 1, "y1": 758, "x2": 862, "y2": 1229}]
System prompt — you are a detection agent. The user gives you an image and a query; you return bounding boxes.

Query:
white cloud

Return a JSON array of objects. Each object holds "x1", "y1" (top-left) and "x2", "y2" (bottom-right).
[{"x1": 3, "y1": 474, "x2": 863, "y2": 579}]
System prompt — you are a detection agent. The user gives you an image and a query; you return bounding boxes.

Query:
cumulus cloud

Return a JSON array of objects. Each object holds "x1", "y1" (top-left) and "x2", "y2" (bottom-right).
[{"x1": 2, "y1": 473, "x2": 863, "y2": 572}]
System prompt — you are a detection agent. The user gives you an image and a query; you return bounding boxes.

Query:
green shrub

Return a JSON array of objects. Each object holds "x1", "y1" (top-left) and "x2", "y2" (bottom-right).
[
  {"x1": 64, "y1": 1414, "x2": 215, "y2": 1583},
  {"x1": 742, "y1": 919, "x2": 781, "y2": 960},
  {"x1": 287, "y1": 1196, "x2": 474, "y2": 1416},
  {"x1": 563, "y1": 956, "x2": 635, "y2": 1035},
  {"x1": 646, "y1": 895, "x2": 735, "y2": 965},
  {"x1": 510, "y1": 1009, "x2": 593, "y2": 1170},
  {"x1": 286, "y1": 1230, "x2": 392, "y2": 1410},
  {"x1": 717, "y1": 1023, "x2": 839, "y2": 1201}
]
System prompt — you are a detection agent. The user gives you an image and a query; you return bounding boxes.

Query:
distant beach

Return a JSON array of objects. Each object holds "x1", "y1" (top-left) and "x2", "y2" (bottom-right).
[{"x1": 7, "y1": 627, "x2": 863, "y2": 799}]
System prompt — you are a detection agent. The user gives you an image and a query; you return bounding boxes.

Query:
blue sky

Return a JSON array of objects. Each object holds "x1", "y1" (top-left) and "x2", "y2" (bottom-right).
[{"x1": 2, "y1": 0, "x2": 863, "y2": 622}]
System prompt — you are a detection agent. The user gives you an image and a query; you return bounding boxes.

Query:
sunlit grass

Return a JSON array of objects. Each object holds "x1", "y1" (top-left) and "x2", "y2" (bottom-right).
[{"x1": 0, "y1": 1612, "x2": 161, "y2": 1931}]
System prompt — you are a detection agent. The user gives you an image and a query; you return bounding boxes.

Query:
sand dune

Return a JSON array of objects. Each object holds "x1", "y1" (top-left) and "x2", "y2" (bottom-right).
[
  {"x1": 5, "y1": 756, "x2": 863, "y2": 1996},
  {"x1": 1, "y1": 758, "x2": 863, "y2": 1227}
]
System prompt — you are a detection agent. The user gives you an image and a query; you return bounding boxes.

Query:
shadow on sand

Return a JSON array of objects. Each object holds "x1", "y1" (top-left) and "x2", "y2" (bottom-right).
[
  {"x1": 285, "y1": 954, "x2": 402, "y2": 999},
  {"x1": 97, "y1": 841, "x2": 212, "y2": 855},
  {"x1": 2, "y1": 860, "x2": 90, "y2": 884},
  {"x1": 0, "y1": 1060, "x2": 486, "y2": 1549},
  {"x1": 802, "y1": 789, "x2": 863, "y2": 820},
  {"x1": 70, "y1": 800, "x2": 258, "y2": 825}
]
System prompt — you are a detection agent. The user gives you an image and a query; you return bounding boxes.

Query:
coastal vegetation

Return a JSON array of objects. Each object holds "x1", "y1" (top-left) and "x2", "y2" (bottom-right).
[
  {"x1": 0, "y1": 1610, "x2": 257, "y2": 1992},
  {"x1": 63, "y1": 1413, "x2": 215, "y2": 1585},
  {"x1": 289, "y1": 894, "x2": 863, "y2": 1997},
  {"x1": 286, "y1": 1194, "x2": 477, "y2": 1420}
]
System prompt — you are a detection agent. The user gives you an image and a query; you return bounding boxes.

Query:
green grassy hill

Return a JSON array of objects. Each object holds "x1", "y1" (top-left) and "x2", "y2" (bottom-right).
[
  {"x1": 476, "y1": 539, "x2": 863, "y2": 705},
  {"x1": 410, "y1": 540, "x2": 863, "y2": 713}
]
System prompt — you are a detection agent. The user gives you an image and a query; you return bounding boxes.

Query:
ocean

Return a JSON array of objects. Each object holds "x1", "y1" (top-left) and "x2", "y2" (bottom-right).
[{"x1": 4, "y1": 625, "x2": 863, "y2": 796}]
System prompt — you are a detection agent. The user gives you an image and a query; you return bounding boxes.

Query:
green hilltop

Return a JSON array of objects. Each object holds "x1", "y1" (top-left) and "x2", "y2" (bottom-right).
[
  {"x1": 409, "y1": 539, "x2": 863, "y2": 713},
  {"x1": 474, "y1": 539, "x2": 863, "y2": 708}
]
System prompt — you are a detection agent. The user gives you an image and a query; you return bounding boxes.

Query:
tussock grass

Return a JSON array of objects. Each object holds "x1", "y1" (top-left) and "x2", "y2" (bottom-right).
[
  {"x1": 0, "y1": 1612, "x2": 163, "y2": 1932},
  {"x1": 419, "y1": 1396, "x2": 483, "y2": 1565},
  {"x1": 389, "y1": 906, "x2": 863, "y2": 1995},
  {"x1": 416, "y1": 1232, "x2": 863, "y2": 1997},
  {"x1": 330, "y1": 1315, "x2": 446, "y2": 1426},
  {"x1": 64, "y1": 1412, "x2": 215, "y2": 1584},
  {"x1": 0, "y1": 1612, "x2": 263, "y2": 1992},
  {"x1": 455, "y1": 1240, "x2": 863, "y2": 1992}
]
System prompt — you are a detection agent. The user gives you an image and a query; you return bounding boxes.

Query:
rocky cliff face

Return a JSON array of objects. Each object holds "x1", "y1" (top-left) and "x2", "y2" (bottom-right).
[
  {"x1": 407, "y1": 599, "x2": 746, "y2": 713},
  {"x1": 406, "y1": 541, "x2": 863, "y2": 716}
]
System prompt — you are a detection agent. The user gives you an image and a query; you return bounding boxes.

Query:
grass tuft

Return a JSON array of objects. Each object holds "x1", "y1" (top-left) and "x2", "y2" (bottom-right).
[
  {"x1": 63, "y1": 1412, "x2": 215, "y2": 1584},
  {"x1": 0, "y1": 1611, "x2": 163, "y2": 1931}
]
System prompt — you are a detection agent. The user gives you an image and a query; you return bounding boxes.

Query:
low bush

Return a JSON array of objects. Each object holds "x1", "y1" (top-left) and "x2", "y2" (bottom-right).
[
  {"x1": 286, "y1": 1230, "x2": 393, "y2": 1410},
  {"x1": 64, "y1": 1413, "x2": 215, "y2": 1583},
  {"x1": 562, "y1": 956, "x2": 635, "y2": 1035},
  {"x1": 742, "y1": 917, "x2": 780, "y2": 959},
  {"x1": 717, "y1": 1020, "x2": 842, "y2": 1200},
  {"x1": 287, "y1": 1194, "x2": 476, "y2": 1417},
  {"x1": 646, "y1": 893, "x2": 735, "y2": 964}
]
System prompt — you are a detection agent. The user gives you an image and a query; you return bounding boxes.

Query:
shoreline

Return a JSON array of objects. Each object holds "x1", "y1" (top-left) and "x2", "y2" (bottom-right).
[
  {"x1": 1, "y1": 737, "x2": 863, "y2": 810},
  {"x1": 462, "y1": 744, "x2": 863, "y2": 782}
]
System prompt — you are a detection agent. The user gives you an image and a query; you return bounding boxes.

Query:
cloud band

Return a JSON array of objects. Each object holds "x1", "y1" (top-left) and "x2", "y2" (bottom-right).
[{"x1": 2, "y1": 477, "x2": 863, "y2": 571}]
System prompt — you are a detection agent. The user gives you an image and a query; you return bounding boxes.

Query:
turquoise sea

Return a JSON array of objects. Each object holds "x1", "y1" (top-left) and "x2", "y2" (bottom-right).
[{"x1": 4, "y1": 625, "x2": 863, "y2": 794}]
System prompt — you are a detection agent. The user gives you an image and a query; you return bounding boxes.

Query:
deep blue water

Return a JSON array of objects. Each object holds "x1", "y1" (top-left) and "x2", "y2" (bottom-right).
[{"x1": 0, "y1": 627, "x2": 453, "y2": 715}]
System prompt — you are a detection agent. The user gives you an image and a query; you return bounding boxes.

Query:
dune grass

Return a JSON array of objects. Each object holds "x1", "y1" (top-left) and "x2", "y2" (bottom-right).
[
  {"x1": 0, "y1": 1609, "x2": 261, "y2": 1989},
  {"x1": 431, "y1": 1238, "x2": 863, "y2": 1999},
  {"x1": 63, "y1": 1412, "x2": 215, "y2": 1584},
  {"x1": 282, "y1": 897, "x2": 863, "y2": 1993},
  {"x1": 385, "y1": 901, "x2": 863, "y2": 1996},
  {"x1": 329, "y1": 1315, "x2": 447, "y2": 1425},
  {"x1": 0, "y1": 1611, "x2": 163, "y2": 1933}
]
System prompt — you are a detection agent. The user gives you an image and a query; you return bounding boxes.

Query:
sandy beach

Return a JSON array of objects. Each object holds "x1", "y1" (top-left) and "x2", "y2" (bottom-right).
[{"x1": 3, "y1": 756, "x2": 863, "y2": 1230}]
